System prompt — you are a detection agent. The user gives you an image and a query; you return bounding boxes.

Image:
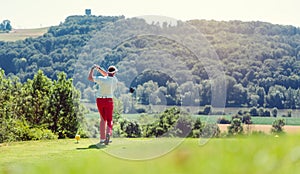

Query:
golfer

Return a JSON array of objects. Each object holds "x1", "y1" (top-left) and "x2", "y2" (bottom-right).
[{"x1": 88, "y1": 64, "x2": 118, "y2": 145}]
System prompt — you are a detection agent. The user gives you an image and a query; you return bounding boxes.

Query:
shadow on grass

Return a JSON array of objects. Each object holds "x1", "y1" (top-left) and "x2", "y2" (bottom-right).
[{"x1": 76, "y1": 144, "x2": 106, "y2": 150}]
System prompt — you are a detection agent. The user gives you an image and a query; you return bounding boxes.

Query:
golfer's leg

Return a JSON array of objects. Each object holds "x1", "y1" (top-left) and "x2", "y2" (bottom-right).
[
  {"x1": 96, "y1": 98, "x2": 107, "y2": 140},
  {"x1": 100, "y1": 115, "x2": 106, "y2": 140},
  {"x1": 106, "y1": 100, "x2": 114, "y2": 136}
]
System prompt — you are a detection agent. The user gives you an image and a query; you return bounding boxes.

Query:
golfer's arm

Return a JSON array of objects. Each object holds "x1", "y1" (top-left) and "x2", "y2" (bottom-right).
[
  {"x1": 95, "y1": 66, "x2": 108, "y2": 76},
  {"x1": 88, "y1": 68, "x2": 95, "y2": 82}
]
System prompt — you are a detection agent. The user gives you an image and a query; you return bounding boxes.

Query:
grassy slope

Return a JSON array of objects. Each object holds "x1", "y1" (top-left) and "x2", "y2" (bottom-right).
[
  {"x1": 1, "y1": 136, "x2": 300, "y2": 174},
  {"x1": 0, "y1": 28, "x2": 48, "y2": 41}
]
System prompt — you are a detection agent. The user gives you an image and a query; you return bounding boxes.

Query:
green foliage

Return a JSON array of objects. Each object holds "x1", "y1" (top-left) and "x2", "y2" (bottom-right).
[
  {"x1": 0, "y1": 20, "x2": 12, "y2": 32},
  {"x1": 141, "y1": 107, "x2": 204, "y2": 138},
  {"x1": 0, "y1": 69, "x2": 86, "y2": 143},
  {"x1": 200, "y1": 123, "x2": 220, "y2": 138},
  {"x1": 271, "y1": 119, "x2": 285, "y2": 134},
  {"x1": 218, "y1": 117, "x2": 231, "y2": 124},
  {"x1": 1, "y1": 16, "x2": 300, "y2": 109},
  {"x1": 28, "y1": 128, "x2": 58, "y2": 140},
  {"x1": 227, "y1": 118, "x2": 244, "y2": 135},
  {"x1": 118, "y1": 118, "x2": 142, "y2": 138},
  {"x1": 198, "y1": 105, "x2": 212, "y2": 115},
  {"x1": 190, "y1": 117, "x2": 202, "y2": 138},
  {"x1": 0, "y1": 119, "x2": 30, "y2": 142},
  {"x1": 271, "y1": 107, "x2": 278, "y2": 117}
]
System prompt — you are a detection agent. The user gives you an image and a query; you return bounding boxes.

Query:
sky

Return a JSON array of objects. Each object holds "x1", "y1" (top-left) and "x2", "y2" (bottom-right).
[{"x1": 0, "y1": 0, "x2": 299, "y2": 29}]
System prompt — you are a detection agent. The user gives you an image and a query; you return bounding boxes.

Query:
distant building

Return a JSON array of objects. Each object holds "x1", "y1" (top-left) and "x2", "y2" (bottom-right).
[{"x1": 85, "y1": 9, "x2": 91, "y2": 16}]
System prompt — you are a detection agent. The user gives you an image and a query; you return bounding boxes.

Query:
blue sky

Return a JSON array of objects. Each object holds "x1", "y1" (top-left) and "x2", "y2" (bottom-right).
[{"x1": 0, "y1": 0, "x2": 299, "y2": 28}]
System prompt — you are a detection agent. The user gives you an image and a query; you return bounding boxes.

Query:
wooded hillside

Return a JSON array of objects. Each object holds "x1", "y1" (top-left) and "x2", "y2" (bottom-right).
[{"x1": 0, "y1": 15, "x2": 300, "y2": 109}]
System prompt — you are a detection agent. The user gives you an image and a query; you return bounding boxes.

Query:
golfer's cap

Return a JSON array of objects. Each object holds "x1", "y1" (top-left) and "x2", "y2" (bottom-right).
[{"x1": 108, "y1": 65, "x2": 118, "y2": 73}]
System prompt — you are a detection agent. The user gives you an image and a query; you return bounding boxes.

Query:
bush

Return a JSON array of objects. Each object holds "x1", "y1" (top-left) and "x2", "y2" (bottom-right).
[
  {"x1": 272, "y1": 107, "x2": 278, "y2": 117},
  {"x1": 0, "y1": 119, "x2": 30, "y2": 143},
  {"x1": 198, "y1": 105, "x2": 212, "y2": 115},
  {"x1": 203, "y1": 105, "x2": 212, "y2": 115},
  {"x1": 189, "y1": 117, "x2": 202, "y2": 138},
  {"x1": 200, "y1": 123, "x2": 220, "y2": 138},
  {"x1": 134, "y1": 105, "x2": 147, "y2": 113},
  {"x1": 249, "y1": 107, "x2": 258, "y2": 116},
  {"x1": 28, "y1": 128, "x2": 58, "y2": 140},
  {"x1": 227, "y1": 118, "x2": 243, "y2": 135},
  {"x1": 287, "y1": 110, "x2": 292, "y2": 117},
  {"x1": 242, "y1": 114, "x2": 252, "y2": 124},
  {"x1": 263, "y1": 110, "x2": 271, "y2": 117},
  {"x1": 170, "y1": 115, "x2": 194, "y2": 137},
  {"x1": 119, "y1": 119, "x2": 142, "y2": 138},
  {"x1": 271, "y1": 119, "x2": 285, "y2": 134},
  {"x1": 217, "y1": 117, "x2": 231, "y2": 124}
]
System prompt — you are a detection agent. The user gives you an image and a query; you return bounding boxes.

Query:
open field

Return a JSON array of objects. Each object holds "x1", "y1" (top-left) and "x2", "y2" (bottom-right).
[
  {"x1": 1, "y1": 136, "x2": 300, "y2": 174},
  {"x1": 218, "y1": 124, "x2": 300, "y2": 134},
  {"x1": 86, "y1": 112, "x2": 300, "y2": 125},
  {"x1": 0, "y1": 28, "x2": 48, "y2": 41}
]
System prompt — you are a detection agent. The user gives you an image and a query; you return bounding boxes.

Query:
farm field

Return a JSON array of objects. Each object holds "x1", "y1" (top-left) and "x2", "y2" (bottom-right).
[
  {"x1": 0, "y1": 28, "x2": 48, "y2": 41},
  {"x1": 1, "y1": 136, "x2": 300, "y2": 174},
  {"x1": 86, "y1": 112, "x2": 300, "y2": 126}
]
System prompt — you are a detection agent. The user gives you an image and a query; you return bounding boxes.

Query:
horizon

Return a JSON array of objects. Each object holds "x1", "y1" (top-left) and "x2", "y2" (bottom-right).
[{"x1": 0, "y1": 0, "x2": 299, "y2": 29}]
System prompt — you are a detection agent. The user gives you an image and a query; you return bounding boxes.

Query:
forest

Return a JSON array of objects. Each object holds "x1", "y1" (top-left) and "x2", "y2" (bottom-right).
[{"x1": 0, "y1": 15, "x2": 300, "y2": 111}]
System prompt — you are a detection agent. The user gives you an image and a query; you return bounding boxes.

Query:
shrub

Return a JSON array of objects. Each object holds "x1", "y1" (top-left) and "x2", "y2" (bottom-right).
[
  {"x1": 227, "y1": 118, "x2": 243, "y2": 135},
  {"x1": 271, "y1": 119, "x2": 285, "y2": 134},
  {"x1": 119, "y1": 119, "x2": 142, "y2": 138},
  {"x1": 28, "y1": 128, "x2": 58, "y2": 140},
  {"x1": 0, "y1": 119, "x2": 30, "y2": 143},
  {"x1": 171, "y1": 115, "x2": 194, "y2": 137},
  {"x1": 242, "y1": 114, "x2": 252, "y2": 124},
  {"x1": 135, "y1": 105, "x2": 147, "y2": 113},
  {"x1": 249, "y1": 107, "x2": 258, "y2": 116},
  {"x1": 263, "y1": 110, "x2": 271, "y2": 117},
  {"x1": 258, "y1": 107, "x2": 265, "y2": 116},
  {"x1": 190, "y1": 117, "x2": 202, "y2": 138},
  {"x1": 203, "y1": 105, "x2": 212, "y2": 115},
  {"x1": 217, "y1": 117, "x2": 231, "y2": 124},
  {"x1": 272, "y1": 107, "x2": 278, "y2": 117},
  {"x1": 200, "y1": 123, "x2": 220, "y2": 138}
]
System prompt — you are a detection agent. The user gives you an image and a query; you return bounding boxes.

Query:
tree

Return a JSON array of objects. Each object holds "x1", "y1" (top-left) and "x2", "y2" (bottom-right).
[
  {"x1": 0, "y1": 20, "x2": 12, "y2": 31},
  {"x1": 48, "y1": 72, "x2": 84, "y2": 138},
  {"x1": 266, "y1": 85, "x2": 286, "y2": 109},
  {"x1": 25, "y1": 70, "x2": 52, "y2": 126},
  {"x1": 136, "y1": 80, "x2": 159, "y2": 105}
]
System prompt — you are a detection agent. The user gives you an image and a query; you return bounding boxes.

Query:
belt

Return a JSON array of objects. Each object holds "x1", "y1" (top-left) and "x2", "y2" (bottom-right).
[{"x1": 98, "y1": 96, "x2": 112, "y2": 98}]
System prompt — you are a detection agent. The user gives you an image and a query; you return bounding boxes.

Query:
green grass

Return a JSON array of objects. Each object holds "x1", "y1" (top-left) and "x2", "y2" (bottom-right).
[
  {"x1": 1, "y1": 136, "x2": 300, "y2": 174},
  {"x1": 0, "y1": 28, "x2": 48, "y2": 41}
]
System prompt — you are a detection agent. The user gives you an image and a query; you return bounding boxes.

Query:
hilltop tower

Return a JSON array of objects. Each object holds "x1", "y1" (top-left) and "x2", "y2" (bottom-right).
[{"x1": 85, "y1": 9, "x2": 91, "y2": 16}]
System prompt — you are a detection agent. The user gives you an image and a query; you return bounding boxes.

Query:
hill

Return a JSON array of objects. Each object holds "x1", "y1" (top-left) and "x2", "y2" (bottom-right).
[{"x1": 0, "y1": 15, "x2": 300, "y2": 109}]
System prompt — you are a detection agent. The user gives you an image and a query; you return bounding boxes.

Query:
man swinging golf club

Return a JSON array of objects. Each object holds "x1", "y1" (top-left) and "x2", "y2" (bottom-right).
[{"x1": 88, "y1": 64, "x2": 118, "y2": 145}]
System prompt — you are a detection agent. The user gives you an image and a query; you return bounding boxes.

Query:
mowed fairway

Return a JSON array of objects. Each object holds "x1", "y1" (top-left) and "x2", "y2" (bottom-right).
[
  {"x1": 0, "y1": 28, "x2": 48, "y2": 41},
  {"x1": 1, "y1": 135, "x2": 300, "y2": 174}
]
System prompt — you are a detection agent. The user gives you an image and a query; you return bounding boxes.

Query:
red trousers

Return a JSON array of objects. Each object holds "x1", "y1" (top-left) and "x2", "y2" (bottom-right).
[{"x1": 96, "y1": 98, "x2": 114, "y2": 140}]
